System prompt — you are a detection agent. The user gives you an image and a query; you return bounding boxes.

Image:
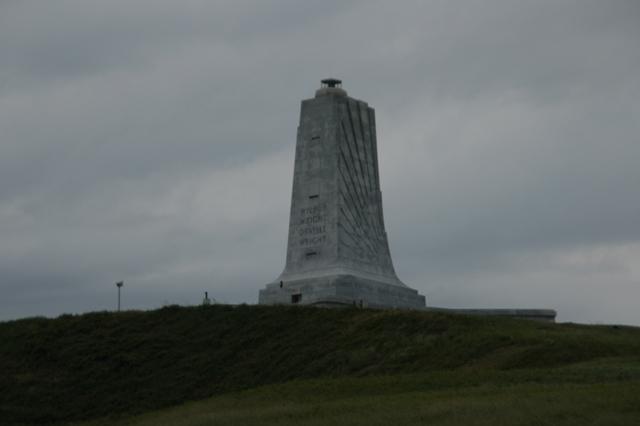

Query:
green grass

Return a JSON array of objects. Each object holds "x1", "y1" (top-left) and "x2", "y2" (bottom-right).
[
  {"x1": 1, "y1": 304, "x2": 640, "y2": 425},
  {"x1": 82, "y1": 359, "x2": 640, "y2": 426}
]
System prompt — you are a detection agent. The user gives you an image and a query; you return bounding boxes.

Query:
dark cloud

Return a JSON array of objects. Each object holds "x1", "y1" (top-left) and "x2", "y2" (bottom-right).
[{"x1": 1, "y1": 1, "x2": 639, "y2": 325}]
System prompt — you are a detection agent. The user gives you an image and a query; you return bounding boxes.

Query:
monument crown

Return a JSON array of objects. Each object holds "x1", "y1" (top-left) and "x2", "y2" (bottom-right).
[
  {"x1": 259, "y1": 79, "x2": 426, "y2": 309},
  {"x1": 320, "y1": 78, "x2": 342, "y2": 88}
]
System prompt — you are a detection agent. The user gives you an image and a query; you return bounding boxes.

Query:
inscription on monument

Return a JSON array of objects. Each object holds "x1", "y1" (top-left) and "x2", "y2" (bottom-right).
[{"x1": 297, "y1": 203, "x2": 328, "y2": 247}]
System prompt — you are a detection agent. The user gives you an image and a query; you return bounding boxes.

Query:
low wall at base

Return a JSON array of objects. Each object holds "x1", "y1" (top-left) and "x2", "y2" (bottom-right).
[{"x1": 426, "y1": 307, "x2": 557, "y2": 322}]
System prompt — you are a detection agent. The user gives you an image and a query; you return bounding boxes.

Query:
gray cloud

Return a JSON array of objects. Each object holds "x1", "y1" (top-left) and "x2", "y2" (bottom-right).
[{"x1": 1, "y1": 0, "x2": 639, "y2": 325}]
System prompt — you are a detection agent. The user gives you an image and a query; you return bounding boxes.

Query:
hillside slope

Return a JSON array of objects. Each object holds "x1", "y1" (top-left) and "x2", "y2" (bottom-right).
[
  {"x1": 83, "y1": 361, "x2": 640, "y2": 426},
  {"x1": 1, "y1": 304, "x2": 639, "y2": 425}
]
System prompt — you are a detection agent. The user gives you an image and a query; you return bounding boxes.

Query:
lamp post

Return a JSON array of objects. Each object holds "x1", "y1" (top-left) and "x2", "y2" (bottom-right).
[{"x1": 116, "y1": 281, "x2": 124, "y2": 311}]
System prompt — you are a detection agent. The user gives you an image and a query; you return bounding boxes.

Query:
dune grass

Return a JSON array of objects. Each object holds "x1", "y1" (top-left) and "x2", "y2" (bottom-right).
[
  {"x1": 2, "y1": 304, "x2": 640, "y2": 425},
  {"x1": 82, "y1": 359, "x2": 640, "y2": 426}
]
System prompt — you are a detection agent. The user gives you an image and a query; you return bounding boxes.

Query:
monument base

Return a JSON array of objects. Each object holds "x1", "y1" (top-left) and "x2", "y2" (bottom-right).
[{"x1": 259, "y1": 274, "x2": 426, "y2": 310}]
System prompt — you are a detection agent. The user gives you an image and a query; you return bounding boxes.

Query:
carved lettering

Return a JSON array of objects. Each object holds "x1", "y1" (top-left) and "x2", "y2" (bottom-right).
[
  {"x1": 300, "y1": 203, "x2": 327, "y2": 216},
  {"x1": 298, "y1": 215, "x2": 325, "y2": 225},
  {"x1": 294, "y1": 202, "x2": 328, "y2": 248},
  {"x1": 299, "y1": 235, "x2": 327, "y2": 247},
  {"x1": 298, "y1": 225, "x2": 326, "y2": 236}
]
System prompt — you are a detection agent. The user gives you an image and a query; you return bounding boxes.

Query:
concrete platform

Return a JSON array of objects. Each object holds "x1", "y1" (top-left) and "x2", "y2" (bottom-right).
[{"x1": 260, "y1": 272, "x2": 426, "y2": 309}]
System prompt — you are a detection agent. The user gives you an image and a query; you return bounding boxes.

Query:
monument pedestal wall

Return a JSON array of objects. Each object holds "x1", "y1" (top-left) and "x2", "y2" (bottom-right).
[{"x1": 260, "y1": 274, "x2": 426, "y2": 309}]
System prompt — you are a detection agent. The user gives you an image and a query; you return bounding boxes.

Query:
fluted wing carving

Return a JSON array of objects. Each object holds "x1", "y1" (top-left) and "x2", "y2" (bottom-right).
[{"x1": 337, "y1": 100, "x2": 394, "y2": 274}]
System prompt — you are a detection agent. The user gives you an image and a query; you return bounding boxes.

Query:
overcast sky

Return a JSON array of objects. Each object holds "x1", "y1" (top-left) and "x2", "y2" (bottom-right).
[{"x1": 1, "y1": 1, "x2": 639, "y2": 325}]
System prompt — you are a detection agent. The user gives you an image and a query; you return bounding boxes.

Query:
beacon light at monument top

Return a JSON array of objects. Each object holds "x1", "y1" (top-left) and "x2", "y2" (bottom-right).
[{"x1": 259, "y1": 79, "x2": 426, "y2": 309}]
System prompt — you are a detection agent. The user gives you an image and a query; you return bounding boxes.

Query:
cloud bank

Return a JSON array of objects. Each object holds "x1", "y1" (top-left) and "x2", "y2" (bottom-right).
[{"x1": 1, "y1": 1, "x2": 639, "y2": 324}]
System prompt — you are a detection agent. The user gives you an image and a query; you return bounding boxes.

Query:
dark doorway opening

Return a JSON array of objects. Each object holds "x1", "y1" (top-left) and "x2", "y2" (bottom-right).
[{"x1": 291, "y1": 294, "x2": 302, "y2": 304}]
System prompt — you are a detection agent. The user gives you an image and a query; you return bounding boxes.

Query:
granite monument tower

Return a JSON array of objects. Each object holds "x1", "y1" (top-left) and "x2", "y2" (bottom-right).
[{"x1": 259, "y1": 79, "x2": 426, "y2": 309}]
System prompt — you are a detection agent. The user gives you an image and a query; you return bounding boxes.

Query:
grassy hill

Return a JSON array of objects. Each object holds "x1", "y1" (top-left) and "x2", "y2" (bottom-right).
[{"x1": 1, "y1": 304, "x2": 639, "y2": 425}]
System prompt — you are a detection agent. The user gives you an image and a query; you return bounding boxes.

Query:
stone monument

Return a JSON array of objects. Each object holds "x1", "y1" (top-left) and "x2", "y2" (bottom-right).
[{"x1": 259, "y1": 79, "x2": 426, "y2": 309}]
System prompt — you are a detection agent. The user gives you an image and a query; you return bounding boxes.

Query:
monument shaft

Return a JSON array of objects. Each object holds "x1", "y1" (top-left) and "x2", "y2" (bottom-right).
[{"x1": 259, "y1": 79, "x2": 425, "y2": 309}]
